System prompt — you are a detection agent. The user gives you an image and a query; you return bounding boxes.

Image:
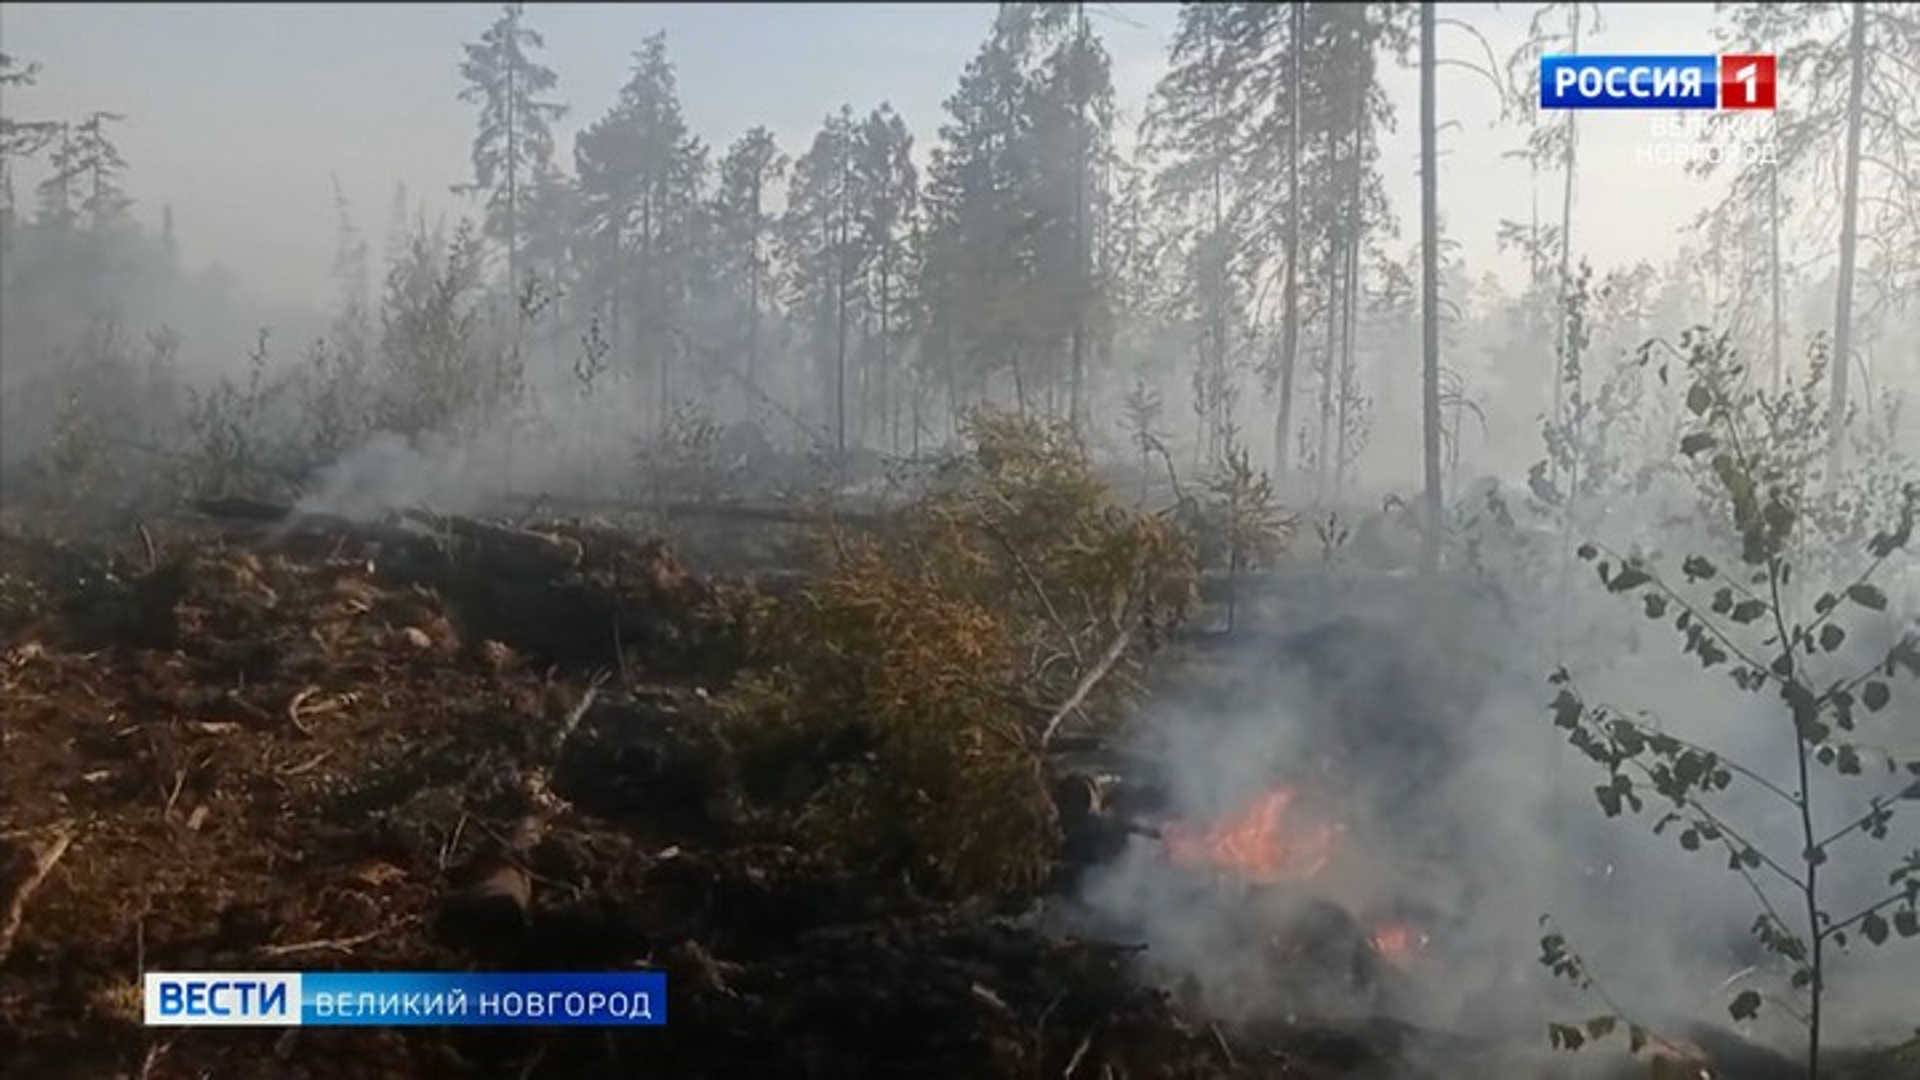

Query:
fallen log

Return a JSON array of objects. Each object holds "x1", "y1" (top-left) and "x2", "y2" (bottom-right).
[
  {"x1": 499, "y1": 493, "x2": 893, "y2": 529},
  {"x1": 398, "y1": 509, "x2": 585, "y2": 575}
]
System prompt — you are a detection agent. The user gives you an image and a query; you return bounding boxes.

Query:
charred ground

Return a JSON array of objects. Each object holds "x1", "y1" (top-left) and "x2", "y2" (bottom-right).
[{"x1": 0, "y1": 443, "x2": 1914, "y2": 1078}]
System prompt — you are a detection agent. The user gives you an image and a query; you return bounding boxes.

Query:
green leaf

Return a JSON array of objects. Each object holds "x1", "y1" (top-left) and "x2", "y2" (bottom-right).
[
  {"x1": 1686, "y1": 383, "x2": 1712, "y2": 416},
  {"x1": 1819, "y1": 624, "x2": 1845, "y2": 652},
  {"x1": 1728, "y1": 989, "x2": 1763, "y2": 1021},
  {"x1": 1681, "y1": 554, "x2": 1717, "y2": 581},
  {"x1": 1836, "y1": 746, "x2": 1863, "y2": 776},
  {"x1": 1551, "y1": 688, "x2": 1584, "y2": 730},
  {"x1": 1576, "y1": 542, "x2": 1597, "y2": 561},
  {"x1": 1848, "y1": 583, "x2": 1888, "y2": 611},
  {"x1": 1680, "y1": 828, "x2": 1701, "y2": 851},
  {"x1": 1643, "y1": 593, "x2": 1668, "y2": 619},
  {"x1": 1862, "y1": 911, "x2": 1890, "y2": 946},
  {"x1": 1679, "y1": 431, "x2": 1717, "y2": 457},
  {"x1": 1595, "y1": 784, "x2": 1623, "y2": 818},
  {"x1": 1609, "y1": 565, "x2": 1652, "y2": 593},
  {"x1": 1858, "y1": 676, "x2": 1889, "y2": 711},
  {"x1": 1730, "y1": 599, "x2": 1768, "y2": 624},
  {"x1": 1863, "y1": 682, "x2": 1891, "y2": 712},
  {"x1": 1894, "y1": 910, "x2": 1919, "y2": 938}
]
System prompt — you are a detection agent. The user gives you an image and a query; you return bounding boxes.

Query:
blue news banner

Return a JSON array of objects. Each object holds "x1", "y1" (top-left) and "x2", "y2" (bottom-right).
[
  {"x1": 144, "y1": 971, "x2": 668, "y2": 1027},
  {"x1": 1539, "y1": 54, "x2": 1720, "y2": 110}
]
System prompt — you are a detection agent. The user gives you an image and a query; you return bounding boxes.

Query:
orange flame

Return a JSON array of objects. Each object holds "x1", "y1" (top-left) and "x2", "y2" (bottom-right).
[
  {"x1": 1161, "y1": 787, "x2": 1344, "y2": 883},
  {"x1": 1367, "y1": 919, "x2": 1432, "y2": 965}
]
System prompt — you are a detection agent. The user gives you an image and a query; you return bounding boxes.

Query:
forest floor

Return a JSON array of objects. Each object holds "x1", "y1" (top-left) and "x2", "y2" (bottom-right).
[{"x1": 1, "y1": 502, "x2": 1916, "y2": 1079}]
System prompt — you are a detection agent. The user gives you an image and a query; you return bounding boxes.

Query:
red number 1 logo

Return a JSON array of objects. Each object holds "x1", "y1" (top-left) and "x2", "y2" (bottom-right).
[{"x1": 1719, "y1": 54, "x2": 1777, "y2": 110}]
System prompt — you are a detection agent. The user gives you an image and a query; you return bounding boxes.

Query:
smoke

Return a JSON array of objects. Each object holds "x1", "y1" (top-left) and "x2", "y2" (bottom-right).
[
  {"x1": 293, "y1": 430, "x2": 494, "y2": 521},
  {"x1": 1065, "y1": 502, "x2": 1920, "y2": 1057}
]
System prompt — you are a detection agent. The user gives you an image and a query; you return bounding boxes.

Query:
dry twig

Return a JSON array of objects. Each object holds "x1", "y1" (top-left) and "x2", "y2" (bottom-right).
[
  {"x1": 256, "y1": 923, "x2": 395, "y2": 958},
  {"x1": 286, "y1": 685, "x2": 319, "y2": 736},
  {"x1": 1040, "y1": 624, "x2": 1135, "y2": 747},
  {"x1": 0, "y1": 821, "x2": 75, "y2": 965},
  {"x1": 133, "y1": 1036, "x2": 174, "y2": 1080},
  {"x1": 1064, "y1": 1027, "x2": 1096, "y2": 1079}
]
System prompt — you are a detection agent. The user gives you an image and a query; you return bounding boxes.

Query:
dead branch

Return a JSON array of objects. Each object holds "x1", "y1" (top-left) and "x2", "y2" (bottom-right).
[
  {"x1": 1064, "y1": 1026, "x2": 1096, "y2": 1078},
  {"x1": 507, "y1": 493, "x2": 893, "y2": 529},
  {"x1": 275, "y1": 750, "x2": 332, "y2": 777},
  {"x1": 255, "y1": 923, "x2": 393, "y2": 958},
  {"x1": 979, "y1": 521, "x2": 1083, "y2": 665},
  {"x1": 548, "y1": 671, "x2": 609, "y2": 764},
  {"x1": 1041, "y1": 624, "x2": 1136, "y2": 748},
  {"x1": 135, "y1": 521, "x2": 157, "y2": 572},
  {"x1": 0, "y1": 822, "x2": 75, "y2": 965},
  {"x1": 133, "y1": 1036, "x2": 174, "y2": 1080},
  {"x1": 286, "y1": 685, "x2": 319, "y2": 736}
]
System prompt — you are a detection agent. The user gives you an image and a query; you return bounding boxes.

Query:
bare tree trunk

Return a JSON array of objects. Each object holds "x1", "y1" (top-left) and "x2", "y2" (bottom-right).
[
  {"x1": 1829, "y1": 0, "x2": 1868, "y2": 476},
  {"x1": 747, "y1": 172, "x2": 763, "y2": 400},
  {"x1": 835, "y1": 142, "x2": 851, "y2": 454},
  {"x1": 1316, "y1": 227, "x2": 1339, "y2": 501},
  {"x1": 1334, "y1": 87, "x2": 1365, "y2": 499},
  {"x1": 1419, "y1": 1, "x2": 1442, "y2": 576},
  {"x1": 879, "y1": 263, "x2": 893, "y2": 453},
  {"x1": 1274, "y1": 1, "x2": 1304, "y2": 485},
  {"x1": 1550, "y1": 6, "x2": 1582, "y2": 489},
  {"x1": 506, "y1": 41, "x2": 519, "y2": 322},
  {"x1": 1769, "y1": 155, "x2": 1783, "y2": 390},
  {"x1": 1069, "y1": 1, "x2": 1090, "y2": 437}
]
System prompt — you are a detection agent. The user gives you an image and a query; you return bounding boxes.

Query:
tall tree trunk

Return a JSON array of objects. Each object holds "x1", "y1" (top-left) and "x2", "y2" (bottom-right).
[
  {"x1": 835, "y1": 235, "x2": 849, "y2": 455},
  {"x1": 1334, "y1": 84, "x2": 1365, "y2": 499},
  {"x1": 1274, "y1": 0, "x2": 1303, "y2": 483},
  {"x1": 1069, "y1": 1, "x2": 1090, "y2": 436},
  {"x1": 1419, "y1": 0, "x2": 1442, "y2": 576},
  {"x1": 880, "y1": 263, "x2": 893, "y2": 452},
  {"x1": 505, "y1": 23, "x2": 520, "y2": 330},
  {"x1": 1829, "y1": 0, "x2": 1868, "y2": 476},
  {"x1": 1550, "y1": 6, "x2": 1582, "y2": 489},
  {"x1": 1316, "y1": 226, "x2": 1339, "y2": 502},
  {"x1": 1528, "y1": 160, "x2": 1542, "y2": 342},
  {"x1": 747, "y1": 173, "x2": 763, "y2": 399},
  {"x1": 1769, "y1": 155, "x2": 1783, "y2": 389}
]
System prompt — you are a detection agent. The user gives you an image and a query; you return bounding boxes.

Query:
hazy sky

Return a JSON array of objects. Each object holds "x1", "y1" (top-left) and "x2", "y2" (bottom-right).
[{"x1": 3, "y1": 2, "x2": 1734, "y2": 310}]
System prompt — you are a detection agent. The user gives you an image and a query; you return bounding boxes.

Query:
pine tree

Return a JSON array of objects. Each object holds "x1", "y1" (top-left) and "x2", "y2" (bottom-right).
[
  {"x1": 1029, "y1": 2, "x2": 1115, "y2": 432},
  {"x1": 0, "y1": 53, "x2": 62, "y2": 234},
  {"x1": 1146, "y1": 1, "x2": 1261, "y2": 464},
  {"x1": 780, "y1": 106, "x2": 861, "y2": 450},
  {"x1": 710, "y1": 126, "x2": 787, "y2": 402},
  {"x1": 572, "y1": 32, "x2": 709, "y2": 426},
  {"x1": 455, "y1": 2, "x2": 566, "y2": 304},
  {"x1": 851, "y1": 105, "x2": 918, "y2": 450}
]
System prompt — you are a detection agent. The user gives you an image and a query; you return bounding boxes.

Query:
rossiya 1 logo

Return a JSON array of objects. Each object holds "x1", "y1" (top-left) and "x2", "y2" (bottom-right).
[{"x1": 1538, "y1": 52, "x2": 1779, "y2": 169}]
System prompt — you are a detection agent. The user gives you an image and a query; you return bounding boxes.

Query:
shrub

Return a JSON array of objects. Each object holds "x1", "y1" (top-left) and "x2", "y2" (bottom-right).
[{"x1": 722, "y1": 410, "x2": 1199, "y2": 899}]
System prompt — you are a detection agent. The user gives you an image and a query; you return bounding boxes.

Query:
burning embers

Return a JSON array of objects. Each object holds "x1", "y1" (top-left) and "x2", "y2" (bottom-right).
[
  {"x1": 1157, "y1": 786, "x2": 1431, "y2": 970},
  {"x1": 1161, "y1": 787, "x2": 1344, "y2": 884},
  {"x1": 1365, "y1": 919, "x2": 1431, "y2": 967}
]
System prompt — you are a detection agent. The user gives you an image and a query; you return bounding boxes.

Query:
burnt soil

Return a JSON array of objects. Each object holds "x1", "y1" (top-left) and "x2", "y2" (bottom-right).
[{"x1": 0, "y1": 506, "x2": 1353, "y2": 1080}]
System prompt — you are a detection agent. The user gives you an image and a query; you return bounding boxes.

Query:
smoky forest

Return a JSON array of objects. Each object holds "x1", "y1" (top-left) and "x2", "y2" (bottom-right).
[{"x1": 1, "y1": 2, "x2": 1917, "y2": 1078}]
